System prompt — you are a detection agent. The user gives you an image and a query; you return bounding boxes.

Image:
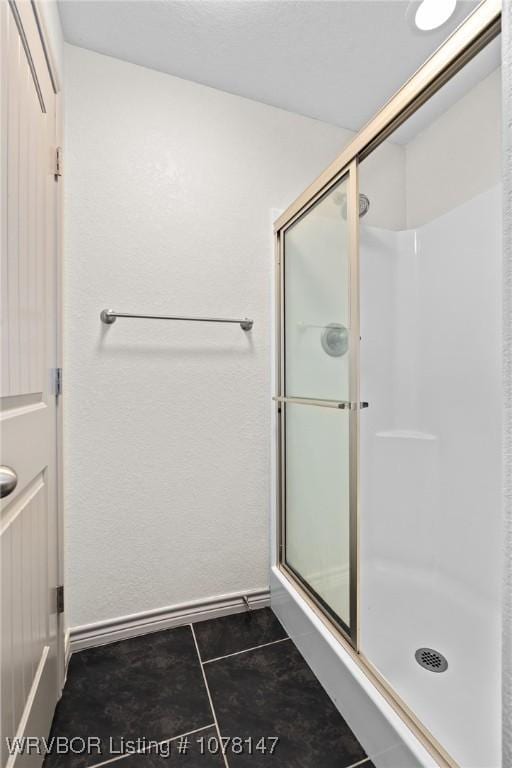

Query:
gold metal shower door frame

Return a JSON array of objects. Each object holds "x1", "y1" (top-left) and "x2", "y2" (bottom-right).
[
  {"x1": 275, "y1": 161, "x2": 360, "y2": 647},
  {"x1": 273, "y1": 2, "x2": 501, "y2": 766}
]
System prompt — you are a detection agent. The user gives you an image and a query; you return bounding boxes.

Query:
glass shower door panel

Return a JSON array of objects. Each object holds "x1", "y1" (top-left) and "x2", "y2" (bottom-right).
[
  {"x1": 284, "y1": 178, "x2": 351, "y2": 402},
  {"x1": 282, "y1": 174, "x2": 355, "y2": 634},
  {"x1": 285, "y1": 404, "x2": 351, "y2": 627}
]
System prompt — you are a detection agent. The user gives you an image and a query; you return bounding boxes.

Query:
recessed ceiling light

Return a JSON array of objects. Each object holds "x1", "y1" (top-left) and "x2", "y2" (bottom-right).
[{"x1": 415, "y1": 0, "x2": 457, "y2": 31}]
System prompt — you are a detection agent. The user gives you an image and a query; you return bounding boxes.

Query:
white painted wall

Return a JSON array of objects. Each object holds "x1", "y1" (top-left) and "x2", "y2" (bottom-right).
[
  {"x1": 502, "y1": 3, "x2": 512, "y2": 764},
  {"x1": 359, "y1": 143, "x2": 406, "y2": 231},
  {"x1": 405, "y1": 67, "x2": 501, "y2": 228},
  {"x1": 37, "y1": 0, "x2": 64, "y2": 86},
  {"x1": 63, "y1": 44, "x2": 360, "y2": 629}
]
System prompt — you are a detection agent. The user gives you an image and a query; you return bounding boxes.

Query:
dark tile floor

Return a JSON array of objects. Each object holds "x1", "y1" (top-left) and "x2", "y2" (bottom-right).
[{"x1": 45, "y1": 608, "x2": 374, "y2": 768}]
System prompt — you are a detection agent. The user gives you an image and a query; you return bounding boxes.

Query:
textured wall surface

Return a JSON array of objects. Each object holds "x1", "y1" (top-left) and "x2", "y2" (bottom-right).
[
  {"x1": 63, "y1": 44, "x2": 354, "y2": 628},
  {"x1": 405, "y1": 67, "x2": 501, "y2": 228},
  {"x1": 503, "y1": 1, "x2": 512, "y2": 764}
]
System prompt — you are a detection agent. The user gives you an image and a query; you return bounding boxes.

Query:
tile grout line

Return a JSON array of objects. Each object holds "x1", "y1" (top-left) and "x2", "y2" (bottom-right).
[
  {"x1": 203, "y1": 636, "x2": 291, "y2": 665},
  {"x1": 87, "y1": 723, "x2": 216, "y2": 768},
  {"x1": 190, "y1": 623, "x2": 230, "y2": 768},
  {"x1": 345, "y1": 758, "x2": 371, "y2": 768}
]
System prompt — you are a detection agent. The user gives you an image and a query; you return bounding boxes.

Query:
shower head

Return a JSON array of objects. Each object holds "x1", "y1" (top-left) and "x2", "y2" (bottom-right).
[
  {"x1": 358, "y1": 193, "x2": 370, "y2": 217},
  {"x1": 333, "y1": 192, "x2": 370, "y2": 219}
]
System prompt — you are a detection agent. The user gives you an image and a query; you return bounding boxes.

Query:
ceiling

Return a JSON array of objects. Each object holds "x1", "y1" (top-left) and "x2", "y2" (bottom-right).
[{"x1": 58, "y1": 0, "x2": 485, "y2": 136}]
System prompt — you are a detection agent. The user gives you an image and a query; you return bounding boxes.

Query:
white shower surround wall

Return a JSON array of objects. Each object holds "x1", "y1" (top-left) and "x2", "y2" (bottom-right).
[{"x1": 360, "y1": 186, "x2": 502, "y2": 767}]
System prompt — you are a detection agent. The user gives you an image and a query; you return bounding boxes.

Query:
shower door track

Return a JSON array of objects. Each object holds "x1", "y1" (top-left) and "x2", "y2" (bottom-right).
[{"x1": 273, "y1": 2, "x2": 501, "y2": 767}]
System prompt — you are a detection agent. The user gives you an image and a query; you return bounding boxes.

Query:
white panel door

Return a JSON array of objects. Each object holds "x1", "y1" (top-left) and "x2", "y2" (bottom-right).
[{"x1": 0, "y1": 2, "x2": 62, "y2": 766}]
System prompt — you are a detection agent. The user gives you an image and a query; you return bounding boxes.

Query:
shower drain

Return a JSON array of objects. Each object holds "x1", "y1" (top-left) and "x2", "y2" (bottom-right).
[{"x1": 415, "y1": 647, "x2": 448, "y2": 673}]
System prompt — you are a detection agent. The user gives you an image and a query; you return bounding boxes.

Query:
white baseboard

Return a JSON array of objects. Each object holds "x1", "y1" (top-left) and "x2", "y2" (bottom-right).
[{"x1": 68, "y1": 588, "x2": 270, "y2": 655}]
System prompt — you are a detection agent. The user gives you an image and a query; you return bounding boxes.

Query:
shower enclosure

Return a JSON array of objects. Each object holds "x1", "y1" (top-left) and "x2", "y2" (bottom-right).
[{"x1": 271, "y1": 2, "x2": 502, "y2": 766}]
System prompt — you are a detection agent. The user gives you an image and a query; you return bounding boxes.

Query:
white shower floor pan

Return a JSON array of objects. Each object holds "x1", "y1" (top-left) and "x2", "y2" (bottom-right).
[
  {"x1": 361, "y1": 563, "x2": 501, "y2": 768},
  {"x1": 270, "y1": 566, "x2": 440, "y2": 768}
]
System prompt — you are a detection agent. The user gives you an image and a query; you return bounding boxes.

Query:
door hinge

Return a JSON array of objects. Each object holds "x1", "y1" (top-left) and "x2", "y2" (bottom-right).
[
  {"x1": 56, "y1": 585, "x2": 64, "y2": 614},
  {"x1": 54, "y1": 146, "x2": 63, "y2": 179},
  {"x1": 52, "y1": 367, "x2": 62, "y2": 397}
]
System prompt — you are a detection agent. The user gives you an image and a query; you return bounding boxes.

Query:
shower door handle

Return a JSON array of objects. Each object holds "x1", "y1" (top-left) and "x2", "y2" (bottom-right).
[
  {"x1": 273, "y1": 396, "x2": 368, "y2": 410},
  {"x1": 273, "y1": 396, "x2": 351, "y2": 409}
]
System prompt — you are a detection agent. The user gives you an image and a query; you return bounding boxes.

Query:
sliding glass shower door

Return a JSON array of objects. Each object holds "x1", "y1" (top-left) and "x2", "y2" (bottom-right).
[{"x1": 278, "y1": 166, "x2": 359, "y2": 643}]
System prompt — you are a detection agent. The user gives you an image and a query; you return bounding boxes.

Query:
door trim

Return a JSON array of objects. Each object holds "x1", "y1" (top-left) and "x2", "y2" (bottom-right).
[
  {"x1": 27, "y1": 0, "x2": 65, "y2": 693},
  {"x1": 8, "y1": 0, "x2": 65, "y2": 696}
]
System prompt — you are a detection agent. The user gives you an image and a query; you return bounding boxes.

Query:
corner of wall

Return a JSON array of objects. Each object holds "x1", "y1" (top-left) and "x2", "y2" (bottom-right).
[
  {"x1": 502, "y1": 1, "x2": 512, "y2": 765},
  {"x1": 35, "y1": 0, "x2": 65, "y2": 89}
]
